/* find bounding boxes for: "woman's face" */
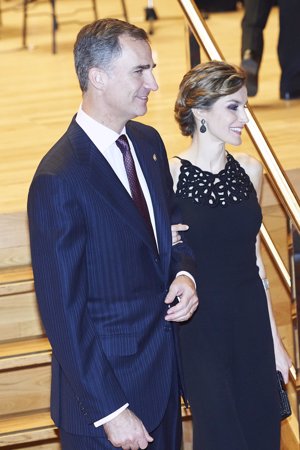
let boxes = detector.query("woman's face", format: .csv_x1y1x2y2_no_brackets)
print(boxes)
201,86,248,146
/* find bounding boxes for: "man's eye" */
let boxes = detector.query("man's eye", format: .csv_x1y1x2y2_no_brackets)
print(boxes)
228,104,238,111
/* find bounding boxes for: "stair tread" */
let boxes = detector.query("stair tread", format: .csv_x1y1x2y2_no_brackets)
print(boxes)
0,337,51,370
0,265,33,285
0,410,57,446
0,409,54,434
0,265,33,296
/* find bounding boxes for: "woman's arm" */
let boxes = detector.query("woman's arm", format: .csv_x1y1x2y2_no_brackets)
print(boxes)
238,153,292,383
255,234,291,383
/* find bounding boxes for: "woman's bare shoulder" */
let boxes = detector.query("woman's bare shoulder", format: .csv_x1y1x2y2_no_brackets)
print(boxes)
169,148,192,182
234,152,263,195
234,152,263,177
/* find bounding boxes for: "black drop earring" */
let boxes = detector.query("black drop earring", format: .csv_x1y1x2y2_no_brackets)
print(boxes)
200,119,206,133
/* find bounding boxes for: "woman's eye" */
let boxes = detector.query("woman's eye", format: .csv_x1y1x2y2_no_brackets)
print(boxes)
228,104,238,111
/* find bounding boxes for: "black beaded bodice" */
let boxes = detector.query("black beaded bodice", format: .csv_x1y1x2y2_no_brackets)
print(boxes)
175,153,254,208
174,151,262,287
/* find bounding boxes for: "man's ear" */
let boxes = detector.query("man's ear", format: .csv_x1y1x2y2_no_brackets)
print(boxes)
88,68,108,90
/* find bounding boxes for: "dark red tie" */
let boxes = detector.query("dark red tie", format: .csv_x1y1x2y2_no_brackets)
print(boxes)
116,135,156,245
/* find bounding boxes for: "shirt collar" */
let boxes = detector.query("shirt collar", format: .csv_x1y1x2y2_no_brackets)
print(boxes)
75,105,126,151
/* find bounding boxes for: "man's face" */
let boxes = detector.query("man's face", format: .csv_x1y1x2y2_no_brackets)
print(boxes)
100,35,158,132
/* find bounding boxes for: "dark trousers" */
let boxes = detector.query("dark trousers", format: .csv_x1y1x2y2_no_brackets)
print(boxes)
278,0,300,93
194,0,237,12
241,0,300,93
241,0,273,62
59,385,182,450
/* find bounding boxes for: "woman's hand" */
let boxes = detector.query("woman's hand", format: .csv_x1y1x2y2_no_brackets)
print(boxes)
171,223,189,245
273,336,292,384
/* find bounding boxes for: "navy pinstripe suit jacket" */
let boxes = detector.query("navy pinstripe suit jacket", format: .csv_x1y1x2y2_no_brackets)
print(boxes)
27,117,195,436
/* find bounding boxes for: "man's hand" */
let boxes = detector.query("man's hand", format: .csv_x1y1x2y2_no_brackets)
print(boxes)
164,275,198,322
103,408,153,450
171,223,189,246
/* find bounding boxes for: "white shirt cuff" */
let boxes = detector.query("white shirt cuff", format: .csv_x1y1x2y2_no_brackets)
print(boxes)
93,403,129,427
176,271,196,288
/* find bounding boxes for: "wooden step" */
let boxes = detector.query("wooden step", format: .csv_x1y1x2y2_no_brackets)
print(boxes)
0,409,58,447
0,289,44,342
0,339,51,418
0,338,51,417
281,413,300,450
0,265,33,296
0,362,51,416
0,265,44,343
0,337,51,371
0,212,31,270
0,440,61,450
0,338,55,448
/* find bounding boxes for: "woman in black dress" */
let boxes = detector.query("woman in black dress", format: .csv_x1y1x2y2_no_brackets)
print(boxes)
169,61,291,450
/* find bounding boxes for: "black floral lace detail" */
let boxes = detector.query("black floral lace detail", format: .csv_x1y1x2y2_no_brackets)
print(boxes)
176,153,253,208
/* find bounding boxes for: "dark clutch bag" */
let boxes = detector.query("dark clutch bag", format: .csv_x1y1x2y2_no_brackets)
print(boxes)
276,370,292,420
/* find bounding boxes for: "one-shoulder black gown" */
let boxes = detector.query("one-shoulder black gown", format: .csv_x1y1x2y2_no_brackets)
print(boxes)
175,153,280,450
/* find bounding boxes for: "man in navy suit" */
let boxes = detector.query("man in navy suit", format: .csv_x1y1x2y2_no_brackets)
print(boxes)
28,18,198,450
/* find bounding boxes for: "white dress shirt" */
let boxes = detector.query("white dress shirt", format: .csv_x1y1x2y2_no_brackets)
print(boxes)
76,106,158,247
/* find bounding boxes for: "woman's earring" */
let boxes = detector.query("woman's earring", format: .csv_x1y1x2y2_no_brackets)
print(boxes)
200,119,206,133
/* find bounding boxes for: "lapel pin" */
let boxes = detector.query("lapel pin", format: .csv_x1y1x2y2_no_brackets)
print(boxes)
153,153,157,161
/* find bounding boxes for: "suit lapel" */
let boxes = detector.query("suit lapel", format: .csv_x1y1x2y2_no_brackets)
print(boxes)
67,119,157,253
127,126,170,263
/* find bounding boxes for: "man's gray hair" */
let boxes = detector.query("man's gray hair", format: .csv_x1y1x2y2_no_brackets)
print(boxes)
74,18,149,92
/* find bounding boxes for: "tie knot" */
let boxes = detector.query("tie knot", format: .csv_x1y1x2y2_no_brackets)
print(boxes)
116,134,129,154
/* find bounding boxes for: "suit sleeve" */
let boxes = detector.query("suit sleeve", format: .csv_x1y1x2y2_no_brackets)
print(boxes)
28,174,128,424
154,131,197,280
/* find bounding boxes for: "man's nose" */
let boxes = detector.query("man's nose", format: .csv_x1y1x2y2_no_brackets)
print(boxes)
146,72,158,91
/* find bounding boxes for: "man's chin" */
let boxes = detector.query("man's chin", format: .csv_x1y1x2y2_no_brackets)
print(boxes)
135,106,148,117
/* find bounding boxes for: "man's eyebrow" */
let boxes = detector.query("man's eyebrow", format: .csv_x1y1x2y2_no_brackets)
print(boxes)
133,63,157,70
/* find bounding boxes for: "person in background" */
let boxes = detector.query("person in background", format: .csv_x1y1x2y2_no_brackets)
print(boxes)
194,0,238,14
241,0,300,99
188,0,239,68
169,60,291,450
27,18,198,450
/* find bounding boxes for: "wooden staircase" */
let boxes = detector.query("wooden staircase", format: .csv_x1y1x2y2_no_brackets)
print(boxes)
0,213,60,449
1,186,300,449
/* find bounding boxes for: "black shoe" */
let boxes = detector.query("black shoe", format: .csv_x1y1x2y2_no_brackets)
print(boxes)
241,49,260,97
280,89,300,100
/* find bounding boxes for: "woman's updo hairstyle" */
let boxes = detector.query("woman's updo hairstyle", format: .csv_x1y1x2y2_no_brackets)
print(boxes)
175,60,246,137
